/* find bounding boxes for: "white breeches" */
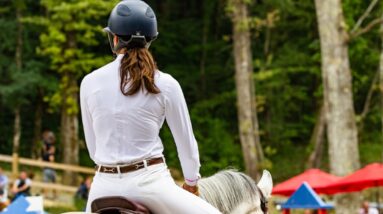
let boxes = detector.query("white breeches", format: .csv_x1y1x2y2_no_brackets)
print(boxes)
86,163,221,214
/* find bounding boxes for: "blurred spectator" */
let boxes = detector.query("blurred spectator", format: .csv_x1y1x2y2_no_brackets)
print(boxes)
74,177,92,211
0,167,9,210
41,130,57,198
359,201,379,214
11,171,31,200
0,167,8,198
75,177,92,200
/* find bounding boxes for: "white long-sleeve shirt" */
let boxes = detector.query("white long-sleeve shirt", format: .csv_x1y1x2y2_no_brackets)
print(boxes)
80,54,200,185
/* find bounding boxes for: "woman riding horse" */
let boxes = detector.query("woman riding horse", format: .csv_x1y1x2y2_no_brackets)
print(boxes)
66,169,273,214
80,0,220,213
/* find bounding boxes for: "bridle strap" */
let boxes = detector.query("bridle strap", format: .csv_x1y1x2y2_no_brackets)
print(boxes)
258,188,268,214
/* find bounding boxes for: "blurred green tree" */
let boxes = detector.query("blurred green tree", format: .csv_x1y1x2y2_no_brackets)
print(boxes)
0,0,58,162
28,0,118,185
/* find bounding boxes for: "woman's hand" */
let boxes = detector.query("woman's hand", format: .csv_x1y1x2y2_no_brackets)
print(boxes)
182,183,199,196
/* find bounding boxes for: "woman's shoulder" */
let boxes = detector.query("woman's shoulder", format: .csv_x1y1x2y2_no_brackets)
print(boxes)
155,70,182,92
156,70,180,86
81,60,118,88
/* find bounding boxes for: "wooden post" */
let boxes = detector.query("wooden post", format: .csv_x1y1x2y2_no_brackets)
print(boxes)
12,152,19,178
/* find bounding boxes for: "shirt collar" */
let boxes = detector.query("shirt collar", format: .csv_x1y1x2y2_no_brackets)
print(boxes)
116,54,124,60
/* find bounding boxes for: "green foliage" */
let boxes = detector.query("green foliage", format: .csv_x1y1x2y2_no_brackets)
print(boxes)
344,0,383,155
45,206,77,213
33,0,117,114
191,92,243,175
248,0,323,178
0,0,60,154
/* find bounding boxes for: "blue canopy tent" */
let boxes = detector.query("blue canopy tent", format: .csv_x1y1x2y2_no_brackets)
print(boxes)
0,195,46,214
281,182,333,214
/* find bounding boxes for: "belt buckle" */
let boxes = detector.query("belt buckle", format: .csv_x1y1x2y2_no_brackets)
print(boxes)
135,162,145,169
103,167,116,173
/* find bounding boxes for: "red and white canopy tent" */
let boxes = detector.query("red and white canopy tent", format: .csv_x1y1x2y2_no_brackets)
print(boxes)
274,164,383,213
319,163,383,194
272,169,341,197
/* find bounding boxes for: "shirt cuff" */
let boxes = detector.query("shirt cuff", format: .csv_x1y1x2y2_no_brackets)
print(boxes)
185,178,198,186
184,174,201,186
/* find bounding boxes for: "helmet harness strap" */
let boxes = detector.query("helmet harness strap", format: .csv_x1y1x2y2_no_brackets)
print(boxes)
106,29,157,55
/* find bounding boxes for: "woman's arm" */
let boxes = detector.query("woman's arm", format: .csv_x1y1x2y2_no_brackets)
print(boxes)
80,77,97,161
12,180,19,193
164,77,201,186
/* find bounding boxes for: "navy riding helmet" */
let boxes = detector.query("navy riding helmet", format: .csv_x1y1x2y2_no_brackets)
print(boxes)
104,0,158,53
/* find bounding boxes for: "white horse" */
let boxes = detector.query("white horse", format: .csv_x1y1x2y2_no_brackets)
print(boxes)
65,169,273,214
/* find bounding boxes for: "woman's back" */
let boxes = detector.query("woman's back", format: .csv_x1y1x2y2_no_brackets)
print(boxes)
81,54,185,165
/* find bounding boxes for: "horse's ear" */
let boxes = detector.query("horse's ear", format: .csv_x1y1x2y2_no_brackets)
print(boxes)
257,170,273,198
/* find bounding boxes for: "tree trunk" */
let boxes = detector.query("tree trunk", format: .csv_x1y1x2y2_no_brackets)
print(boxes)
250,68,264,164
380,13,383,162
228,0,260,179
12,108,21,177
199,1,212,98
307,103,326,169
357,70,378,135
61,77,79,185
315,0,361,213
31,98,43,159
12,3,23,178
199,0,225,98
61,31,79,185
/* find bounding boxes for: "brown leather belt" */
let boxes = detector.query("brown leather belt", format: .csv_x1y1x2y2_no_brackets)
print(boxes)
96,157,164,174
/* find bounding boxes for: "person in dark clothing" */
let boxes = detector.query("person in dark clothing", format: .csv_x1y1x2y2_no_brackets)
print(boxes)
75,177,92,200
75,177,92,211
11,171,31,201
41,130,57,198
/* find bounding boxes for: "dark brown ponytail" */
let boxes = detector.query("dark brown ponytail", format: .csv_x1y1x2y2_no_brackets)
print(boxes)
120,48,160,95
